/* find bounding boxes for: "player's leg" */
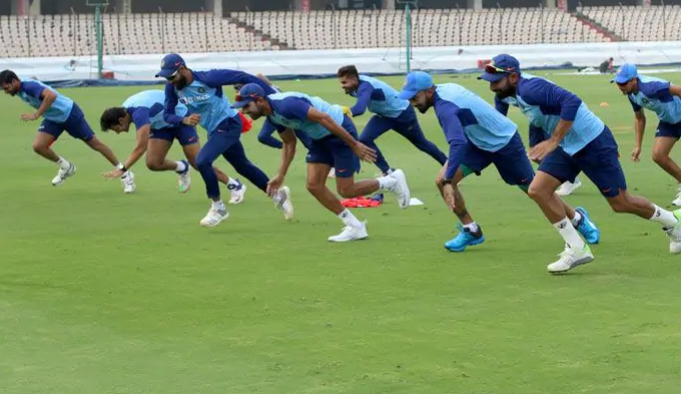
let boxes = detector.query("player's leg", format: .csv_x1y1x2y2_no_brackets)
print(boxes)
145,130,176,171
577,128,681,253
33,121,75,186
529,126,582,196
528,148,594,274
651,122,681,205
221,137,293,219
437,142,487,252
359,114,394,175
336,115,411,207
499,132,600,244
394,107,448,166
306,162,367,242
195,123,242,227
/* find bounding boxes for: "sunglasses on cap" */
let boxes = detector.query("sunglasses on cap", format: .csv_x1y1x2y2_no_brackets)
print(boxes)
484,64,516,75
235,92,262,102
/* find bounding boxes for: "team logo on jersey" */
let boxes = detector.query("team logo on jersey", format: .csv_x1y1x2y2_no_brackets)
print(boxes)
198,87,206,93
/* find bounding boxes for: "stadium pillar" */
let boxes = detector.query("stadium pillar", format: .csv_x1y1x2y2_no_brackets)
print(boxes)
466,0,482,11
383,0,396,9
204,0,222,16
28,0,40,15
544,0,556,8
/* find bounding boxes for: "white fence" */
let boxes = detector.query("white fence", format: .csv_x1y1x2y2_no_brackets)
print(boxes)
2,41,681,82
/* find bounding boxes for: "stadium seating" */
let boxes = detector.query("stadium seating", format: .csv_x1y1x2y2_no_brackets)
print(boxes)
578,5,681,42
0,7,637,58
0,13,274,58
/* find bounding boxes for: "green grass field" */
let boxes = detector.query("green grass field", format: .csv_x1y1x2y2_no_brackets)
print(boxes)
2,71,681,394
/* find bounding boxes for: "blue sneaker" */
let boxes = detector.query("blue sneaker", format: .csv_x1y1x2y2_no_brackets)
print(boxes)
444,224,485,252
575,206,600,244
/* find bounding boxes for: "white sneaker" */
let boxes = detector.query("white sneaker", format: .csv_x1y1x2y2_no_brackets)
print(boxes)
389,169,411,209
121,171,136,194
672,188,681,207
547,243,594,274
274,186,294,220
51,163,76,186
227,179,246,205
556,177,582,196
328,168,336,178
664,210,681,254
328,222,368,242
178,164,191,193
199,205,229,227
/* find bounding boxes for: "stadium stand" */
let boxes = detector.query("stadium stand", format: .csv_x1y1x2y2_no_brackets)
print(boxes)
578,5,681,42
0,8,619,58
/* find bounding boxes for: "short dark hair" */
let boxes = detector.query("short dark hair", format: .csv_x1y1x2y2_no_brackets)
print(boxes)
337,65,359,79
100,107,127,131
0,69,19,85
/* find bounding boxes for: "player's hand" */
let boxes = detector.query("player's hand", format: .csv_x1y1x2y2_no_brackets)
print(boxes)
351,142,377,163
529,140,558,162
341,106,353,118
183,114,201,126
266,175,285,197
442,182,457,211
21,113,39,122
101,168,125,179
631,146,642,162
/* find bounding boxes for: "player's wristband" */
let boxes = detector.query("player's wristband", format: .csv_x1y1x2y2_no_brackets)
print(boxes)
117,163,127,172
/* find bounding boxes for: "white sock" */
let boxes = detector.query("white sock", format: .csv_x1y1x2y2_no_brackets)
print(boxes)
553,217,586,250
227,178,240,188
377,176,396,191
175,160,188,173
570,211,582,227
463,222,479,233
338,208,363,229
649,204,678,228
57,157,70,170
212,200,225,210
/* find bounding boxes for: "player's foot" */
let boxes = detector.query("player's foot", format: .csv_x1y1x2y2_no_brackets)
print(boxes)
556,177,582,196
199,204,229,227
227,179,246,204
273,186,294,220
444,224,485,252
327,168,336,178
547,244,594,274
574,206,600,244
177,160,191,193
51,163,76,186
672,188,681,207
121,171,136,194
388,169,411,209
664,209,681,254
328,221,368,242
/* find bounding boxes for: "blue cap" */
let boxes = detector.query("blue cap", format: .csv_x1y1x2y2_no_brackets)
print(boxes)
231,83,266,108
477,54,521,82
155,53,186,78
612,63,637,84
398,71,434,100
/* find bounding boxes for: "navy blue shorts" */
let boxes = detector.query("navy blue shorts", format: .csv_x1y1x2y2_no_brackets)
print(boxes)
529,127,547,147
306,115,361,178
462,131,534,186
38,104,94,141
150,125,199,146
538,126,626,197
655,121,681,139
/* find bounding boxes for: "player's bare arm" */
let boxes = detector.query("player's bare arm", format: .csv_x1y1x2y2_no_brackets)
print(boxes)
632,109,646,162
102,125,150,179
22,89,56,121
305,107,377,162
530,119,573,162
268,128,297,196
669,85,681,98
